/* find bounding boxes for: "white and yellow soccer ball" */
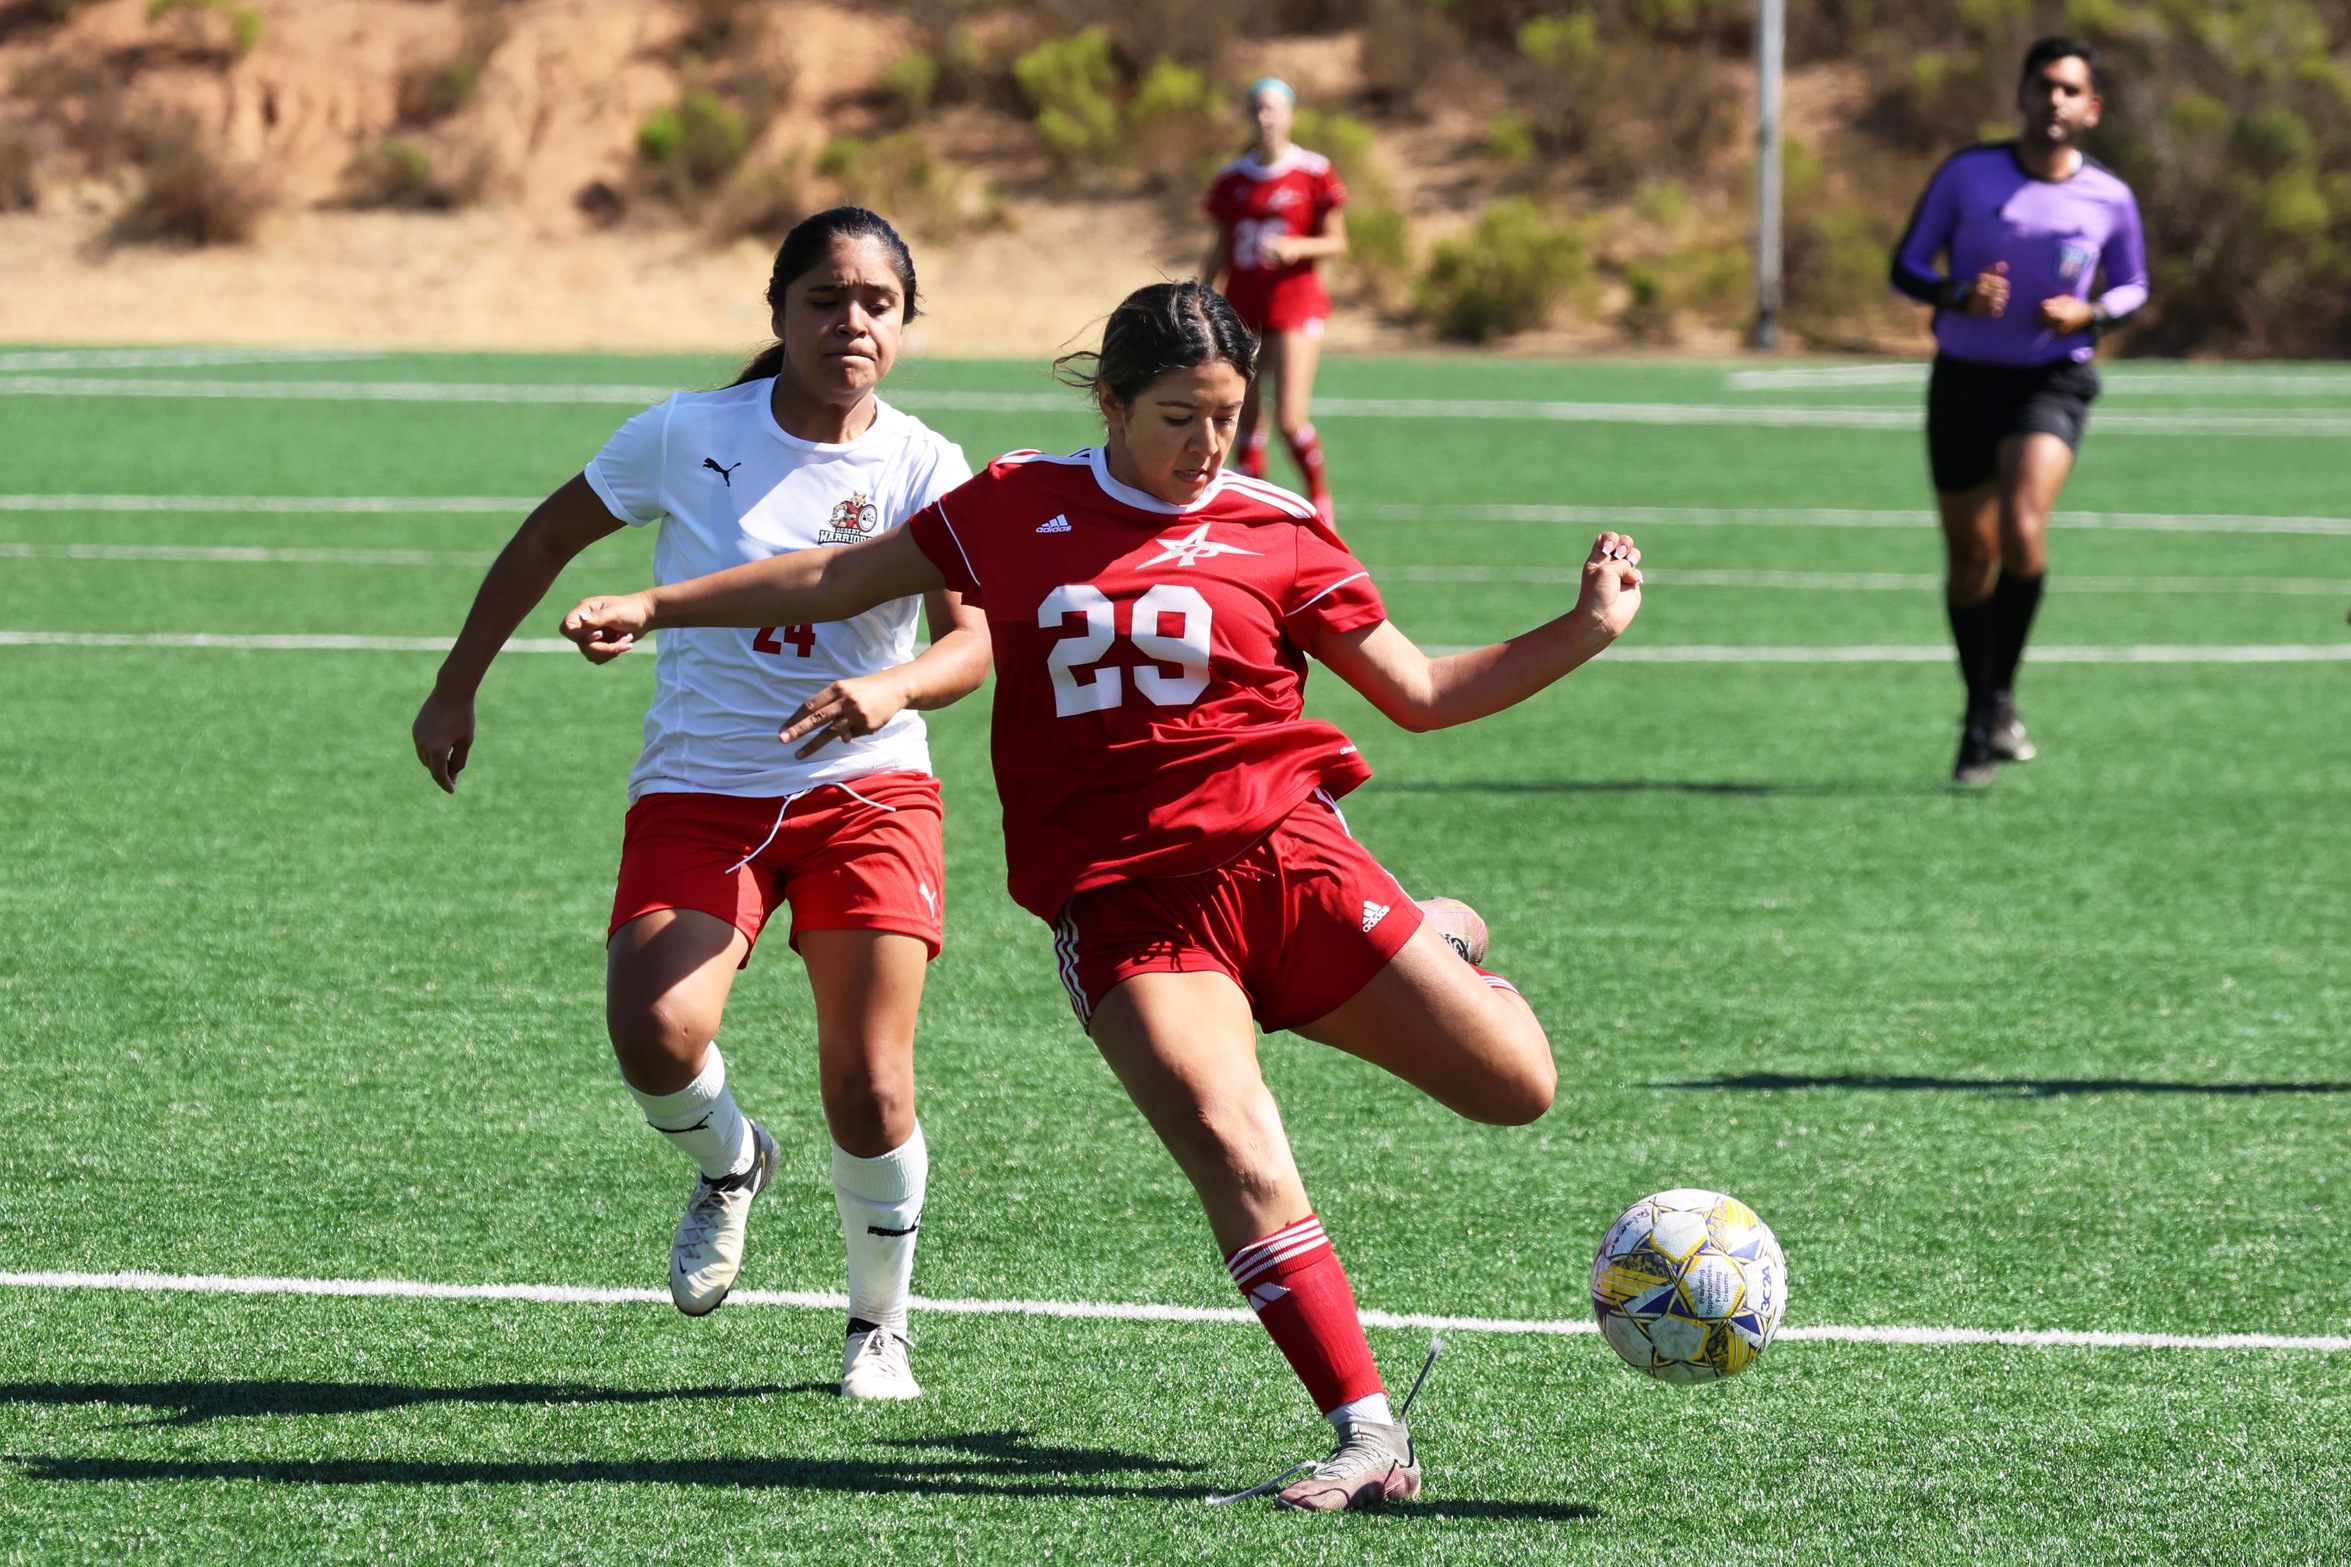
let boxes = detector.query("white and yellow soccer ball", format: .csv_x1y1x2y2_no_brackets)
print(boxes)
1590,1188,1786,1384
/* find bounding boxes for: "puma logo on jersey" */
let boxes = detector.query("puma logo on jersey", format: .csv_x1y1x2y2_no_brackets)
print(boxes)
1036,515,1072,534
702,458,743,486
917,880,937,915
1144,520,1260,569
1361,901,1390,932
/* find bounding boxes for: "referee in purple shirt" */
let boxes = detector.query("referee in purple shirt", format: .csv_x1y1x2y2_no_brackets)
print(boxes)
1891,37,2148,783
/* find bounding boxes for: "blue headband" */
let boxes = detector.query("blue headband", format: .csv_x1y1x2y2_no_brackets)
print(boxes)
1249,77,1295,105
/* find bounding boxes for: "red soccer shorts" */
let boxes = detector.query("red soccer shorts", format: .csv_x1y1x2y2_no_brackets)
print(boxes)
610,773,945,962
1052,790,1423,1032
1224,271,1332,336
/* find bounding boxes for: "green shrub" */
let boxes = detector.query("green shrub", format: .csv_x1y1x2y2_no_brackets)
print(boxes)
818,131,995,241
638,89,748,196
341,135,489,211
712,158,805,242
882,51,940,119
1127,57,1227,192
1343,203,1416,312
1487,113,1534,163
147,0,262,59
1013,29,1122,170
1417,199,1591,341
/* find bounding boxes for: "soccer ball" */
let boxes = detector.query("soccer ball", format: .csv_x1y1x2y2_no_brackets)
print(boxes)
1590,1188,1786,1384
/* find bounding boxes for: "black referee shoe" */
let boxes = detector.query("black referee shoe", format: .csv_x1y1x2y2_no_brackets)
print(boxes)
1953,712,2001,785
1985,691,2036,762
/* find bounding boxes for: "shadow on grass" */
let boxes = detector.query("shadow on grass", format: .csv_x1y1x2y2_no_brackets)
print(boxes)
4,1428,1210,1500
1390,1498,1601,1522
0,1380,835,1428
1656,1073,2351,1097
1372,779,1939,799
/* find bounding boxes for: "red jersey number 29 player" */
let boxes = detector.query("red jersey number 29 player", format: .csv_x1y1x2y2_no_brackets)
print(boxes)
560,282,1645,1512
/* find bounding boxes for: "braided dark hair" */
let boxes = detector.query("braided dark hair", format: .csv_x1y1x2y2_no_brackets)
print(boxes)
1053,280,1258,408
730,207,919,387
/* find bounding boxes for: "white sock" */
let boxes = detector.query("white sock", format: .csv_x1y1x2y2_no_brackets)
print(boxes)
832,1122,928,1336
627,1044,753,1180
1329,1393,1395,1430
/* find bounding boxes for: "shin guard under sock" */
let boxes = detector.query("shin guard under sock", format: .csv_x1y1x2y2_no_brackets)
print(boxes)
1283,423,1331,512
833,1123,928,1336
628,1044,754,1180
1226,1215,1386,1419
1985,571,2045,696
1946,592,2001,712
1237,427,1271,479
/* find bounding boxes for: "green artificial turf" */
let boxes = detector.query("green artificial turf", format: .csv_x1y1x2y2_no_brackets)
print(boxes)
1,351,2346,1564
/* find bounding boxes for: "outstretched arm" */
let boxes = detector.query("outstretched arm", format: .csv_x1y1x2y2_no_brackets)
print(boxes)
775,590,992,758
559,526,946,663
414,474,626,791
1311,532,1642,733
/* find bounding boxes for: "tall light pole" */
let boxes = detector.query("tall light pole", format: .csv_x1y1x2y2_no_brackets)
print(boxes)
1750,0,1785,348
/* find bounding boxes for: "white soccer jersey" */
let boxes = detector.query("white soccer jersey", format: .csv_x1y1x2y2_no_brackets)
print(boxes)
584,379,972,802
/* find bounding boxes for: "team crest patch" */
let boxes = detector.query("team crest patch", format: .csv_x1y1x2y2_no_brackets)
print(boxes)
2056,242,2095,283
819,492,882,544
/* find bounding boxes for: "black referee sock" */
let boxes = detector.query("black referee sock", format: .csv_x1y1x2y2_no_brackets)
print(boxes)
1986,571,2046,696
1946,592,2001,714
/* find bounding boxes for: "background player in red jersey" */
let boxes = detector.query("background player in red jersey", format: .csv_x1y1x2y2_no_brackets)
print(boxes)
559,281,1644,1512
414,209,988,1401
1204,77,1348,528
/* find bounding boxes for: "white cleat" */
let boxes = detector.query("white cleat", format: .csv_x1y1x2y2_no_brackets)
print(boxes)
841,1322,923,1400
669,1120,778,1317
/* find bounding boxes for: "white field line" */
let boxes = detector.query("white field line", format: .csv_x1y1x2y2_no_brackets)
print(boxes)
0,376,683,404
7,494,2348,539
6,547,2342,596
3,1270,2344,1352
10,377,2351,432
1355,503,2351,537
0,542,497,566
0,348,384,372
1601,644,2351,664
1380,565,2351,596
0,493,539,514
1728,363,2351,395
7,632,2346,663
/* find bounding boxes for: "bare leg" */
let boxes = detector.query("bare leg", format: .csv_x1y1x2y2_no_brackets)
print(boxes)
799,929,927,1158
1087,970,1308,1253
1995,432,2073,575
1271,329,1322,446
1291,924,1556,1126
607,908,745,1094
1936,479,2002,608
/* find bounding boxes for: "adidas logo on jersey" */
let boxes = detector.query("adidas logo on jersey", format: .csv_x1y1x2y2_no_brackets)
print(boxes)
1036,515,1072,533
1361,901,1390,932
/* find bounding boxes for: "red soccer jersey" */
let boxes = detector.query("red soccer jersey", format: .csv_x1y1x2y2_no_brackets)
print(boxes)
906,448,1387,920
1205,147,1348,328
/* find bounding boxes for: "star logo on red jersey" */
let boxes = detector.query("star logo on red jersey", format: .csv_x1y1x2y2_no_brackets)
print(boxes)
1143,521,1259,569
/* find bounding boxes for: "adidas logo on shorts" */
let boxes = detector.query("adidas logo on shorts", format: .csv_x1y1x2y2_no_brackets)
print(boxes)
1361,901,1390,932
1036,514,1072,534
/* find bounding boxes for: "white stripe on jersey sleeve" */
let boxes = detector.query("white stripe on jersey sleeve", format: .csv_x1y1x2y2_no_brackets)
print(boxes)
1221,473,1320,521
1292,571,1370,613
932,495,982,586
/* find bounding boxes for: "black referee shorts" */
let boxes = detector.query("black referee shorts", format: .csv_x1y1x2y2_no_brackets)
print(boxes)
1925,354,2101,493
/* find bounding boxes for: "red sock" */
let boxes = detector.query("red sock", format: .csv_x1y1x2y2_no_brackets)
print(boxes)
1226,1215,1385,1415
1237,427,1271,478
1472,964,1521,999
1283,422,1332,517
